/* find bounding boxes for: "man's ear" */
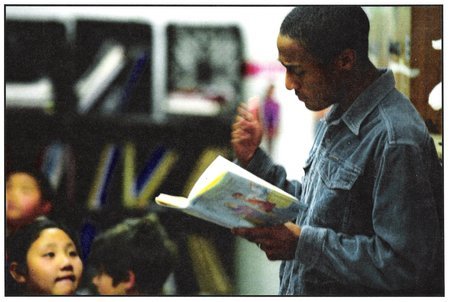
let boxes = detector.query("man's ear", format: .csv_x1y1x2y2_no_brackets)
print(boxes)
9,262,27,284
335,48,356,71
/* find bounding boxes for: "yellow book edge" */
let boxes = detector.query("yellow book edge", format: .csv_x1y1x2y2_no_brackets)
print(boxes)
155,171,226,209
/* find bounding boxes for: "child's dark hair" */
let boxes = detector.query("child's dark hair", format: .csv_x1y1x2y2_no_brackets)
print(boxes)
7,216,82,267
6,216,82,295
6,164,55,203
88,213,178,295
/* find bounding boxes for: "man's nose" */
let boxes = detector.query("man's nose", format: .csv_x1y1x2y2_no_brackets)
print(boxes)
285,72,299,91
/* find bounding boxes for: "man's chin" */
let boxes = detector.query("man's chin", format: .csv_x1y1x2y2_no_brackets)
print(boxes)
304,103,324,112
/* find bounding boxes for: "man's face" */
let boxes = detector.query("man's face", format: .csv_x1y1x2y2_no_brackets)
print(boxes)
277,34,341,111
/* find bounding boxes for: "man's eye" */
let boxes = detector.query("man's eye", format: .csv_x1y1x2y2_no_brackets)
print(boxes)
293,70,305,76
286,67,305,77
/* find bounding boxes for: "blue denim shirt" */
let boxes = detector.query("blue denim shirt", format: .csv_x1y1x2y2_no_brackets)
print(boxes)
244,69,443,295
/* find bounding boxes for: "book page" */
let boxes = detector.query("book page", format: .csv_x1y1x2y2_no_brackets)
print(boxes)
194,156,296,200
188,156,229,199
187,170,300,228
155,194,190,209
156,155,302,228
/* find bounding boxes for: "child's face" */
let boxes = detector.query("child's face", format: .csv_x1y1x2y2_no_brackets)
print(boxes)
6,172,50,229
25,228,83,295
92,271,129,295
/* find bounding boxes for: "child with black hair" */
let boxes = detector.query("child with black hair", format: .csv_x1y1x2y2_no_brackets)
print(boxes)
88,213,178,295
6,216,84,295
6,166,55,235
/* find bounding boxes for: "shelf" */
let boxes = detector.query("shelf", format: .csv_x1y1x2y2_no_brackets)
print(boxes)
5,108,233,147
5,17,242,295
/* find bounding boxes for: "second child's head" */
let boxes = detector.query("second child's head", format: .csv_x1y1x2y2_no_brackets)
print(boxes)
6,167,55,233
88,214,178,295
7,216,83,295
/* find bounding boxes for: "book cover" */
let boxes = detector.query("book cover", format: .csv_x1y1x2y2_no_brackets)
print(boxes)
6,77,55,110
123,143,179,209
187,234,233,294
182,147,228,196
99,49,150,114
86,144,121,210
75,41,127,114
155,156,302,228
40,142,66,190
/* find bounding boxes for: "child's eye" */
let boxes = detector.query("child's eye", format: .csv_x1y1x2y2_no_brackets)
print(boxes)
43,252,55,258
69,250,79,257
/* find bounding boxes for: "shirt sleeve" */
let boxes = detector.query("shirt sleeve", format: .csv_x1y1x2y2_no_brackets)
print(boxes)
298,142,443,292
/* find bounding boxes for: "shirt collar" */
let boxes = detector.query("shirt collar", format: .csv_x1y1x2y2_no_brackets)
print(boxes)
325,69,396,135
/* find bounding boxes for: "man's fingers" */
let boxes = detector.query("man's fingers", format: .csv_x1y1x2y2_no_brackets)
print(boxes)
237,105,255,121
231,130,251,142
231,226,276,239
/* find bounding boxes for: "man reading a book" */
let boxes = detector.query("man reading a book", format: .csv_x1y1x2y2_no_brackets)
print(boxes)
231,6,443,296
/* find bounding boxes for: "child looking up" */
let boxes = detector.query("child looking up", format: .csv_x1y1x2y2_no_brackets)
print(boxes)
6,216,84,295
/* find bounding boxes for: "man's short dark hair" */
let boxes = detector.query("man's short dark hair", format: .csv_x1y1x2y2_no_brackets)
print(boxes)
88,214,178,295
280,6,370,65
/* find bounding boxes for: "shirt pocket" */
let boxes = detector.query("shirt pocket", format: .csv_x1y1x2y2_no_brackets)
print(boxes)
309,155,361,229
318,155,360,190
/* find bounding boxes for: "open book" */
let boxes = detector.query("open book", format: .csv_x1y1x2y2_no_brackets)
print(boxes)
155,156,301,228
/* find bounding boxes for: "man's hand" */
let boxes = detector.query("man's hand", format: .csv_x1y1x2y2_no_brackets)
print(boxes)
232,222,301,261
231,104,264,167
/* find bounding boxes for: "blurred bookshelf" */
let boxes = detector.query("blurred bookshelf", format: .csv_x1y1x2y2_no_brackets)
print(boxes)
5,17,243,295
